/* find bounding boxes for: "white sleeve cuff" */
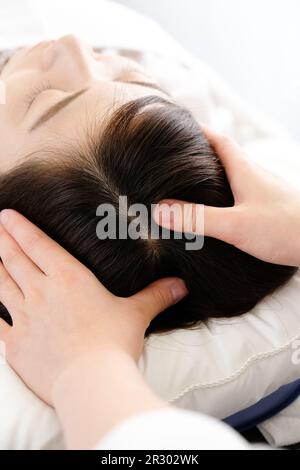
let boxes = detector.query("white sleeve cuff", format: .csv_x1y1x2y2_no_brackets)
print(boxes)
95,408,251,450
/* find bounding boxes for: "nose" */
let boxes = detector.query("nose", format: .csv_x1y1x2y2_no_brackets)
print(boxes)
57,35,94,60
43,35,95,87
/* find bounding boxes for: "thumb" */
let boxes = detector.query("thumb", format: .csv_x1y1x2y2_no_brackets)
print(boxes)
130,277,188,323
204,205,237,242
154,199,236,243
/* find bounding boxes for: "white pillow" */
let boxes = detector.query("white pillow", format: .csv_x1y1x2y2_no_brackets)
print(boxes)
0,364,63,450
141,271,300,419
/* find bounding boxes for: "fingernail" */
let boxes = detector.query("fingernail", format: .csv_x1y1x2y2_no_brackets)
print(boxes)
171,280,188,303
0,210,9,225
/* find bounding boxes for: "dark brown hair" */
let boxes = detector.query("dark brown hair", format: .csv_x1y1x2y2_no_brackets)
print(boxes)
0,96,296,333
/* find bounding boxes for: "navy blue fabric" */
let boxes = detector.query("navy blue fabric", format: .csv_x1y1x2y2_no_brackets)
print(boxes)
224,379,300,432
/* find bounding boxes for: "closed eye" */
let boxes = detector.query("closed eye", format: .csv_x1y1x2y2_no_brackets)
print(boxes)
24,81,53,110
29,88,88,131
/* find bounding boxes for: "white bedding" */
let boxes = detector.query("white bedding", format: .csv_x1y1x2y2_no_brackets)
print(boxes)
0,0,300,449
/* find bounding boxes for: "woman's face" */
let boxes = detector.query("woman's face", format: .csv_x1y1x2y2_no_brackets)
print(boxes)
0,35,167,172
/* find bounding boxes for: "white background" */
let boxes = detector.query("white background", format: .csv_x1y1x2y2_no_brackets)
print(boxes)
115,0,300,142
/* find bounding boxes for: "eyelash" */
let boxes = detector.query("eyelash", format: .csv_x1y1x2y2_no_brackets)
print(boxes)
25,80,52,108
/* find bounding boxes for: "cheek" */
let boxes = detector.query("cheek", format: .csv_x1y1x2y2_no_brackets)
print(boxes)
1,74,32,120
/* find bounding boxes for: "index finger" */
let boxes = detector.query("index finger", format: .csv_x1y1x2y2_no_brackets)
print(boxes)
0,209,81,275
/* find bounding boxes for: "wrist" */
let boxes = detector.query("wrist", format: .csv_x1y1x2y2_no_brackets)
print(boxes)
52,348,165,449
52,347,134,407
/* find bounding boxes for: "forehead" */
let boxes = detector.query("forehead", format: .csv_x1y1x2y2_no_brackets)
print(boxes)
36,80,165,144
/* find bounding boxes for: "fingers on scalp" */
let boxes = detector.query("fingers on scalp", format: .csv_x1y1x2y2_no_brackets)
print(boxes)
212,133,241,159
1,210,45,256
201,125,243,160
190,202,202,234
152,286,172,313
0,209,63,274
0,262,23,316
0,224,18,263
201,128,253,187
0,223,45,295
0,228,19,262
133,277,186,321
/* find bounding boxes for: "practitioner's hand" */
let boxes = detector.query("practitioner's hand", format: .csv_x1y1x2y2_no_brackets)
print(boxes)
0,210,187,404
154,126,300,267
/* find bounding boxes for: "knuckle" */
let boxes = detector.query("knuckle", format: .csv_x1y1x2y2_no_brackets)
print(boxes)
184,203,201,234
153,286,170,311
0,230,18,264
25,231,43,252
3,246,19,265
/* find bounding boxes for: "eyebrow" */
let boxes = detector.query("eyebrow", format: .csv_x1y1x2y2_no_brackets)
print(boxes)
30,88,88,131
30,80,168,131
